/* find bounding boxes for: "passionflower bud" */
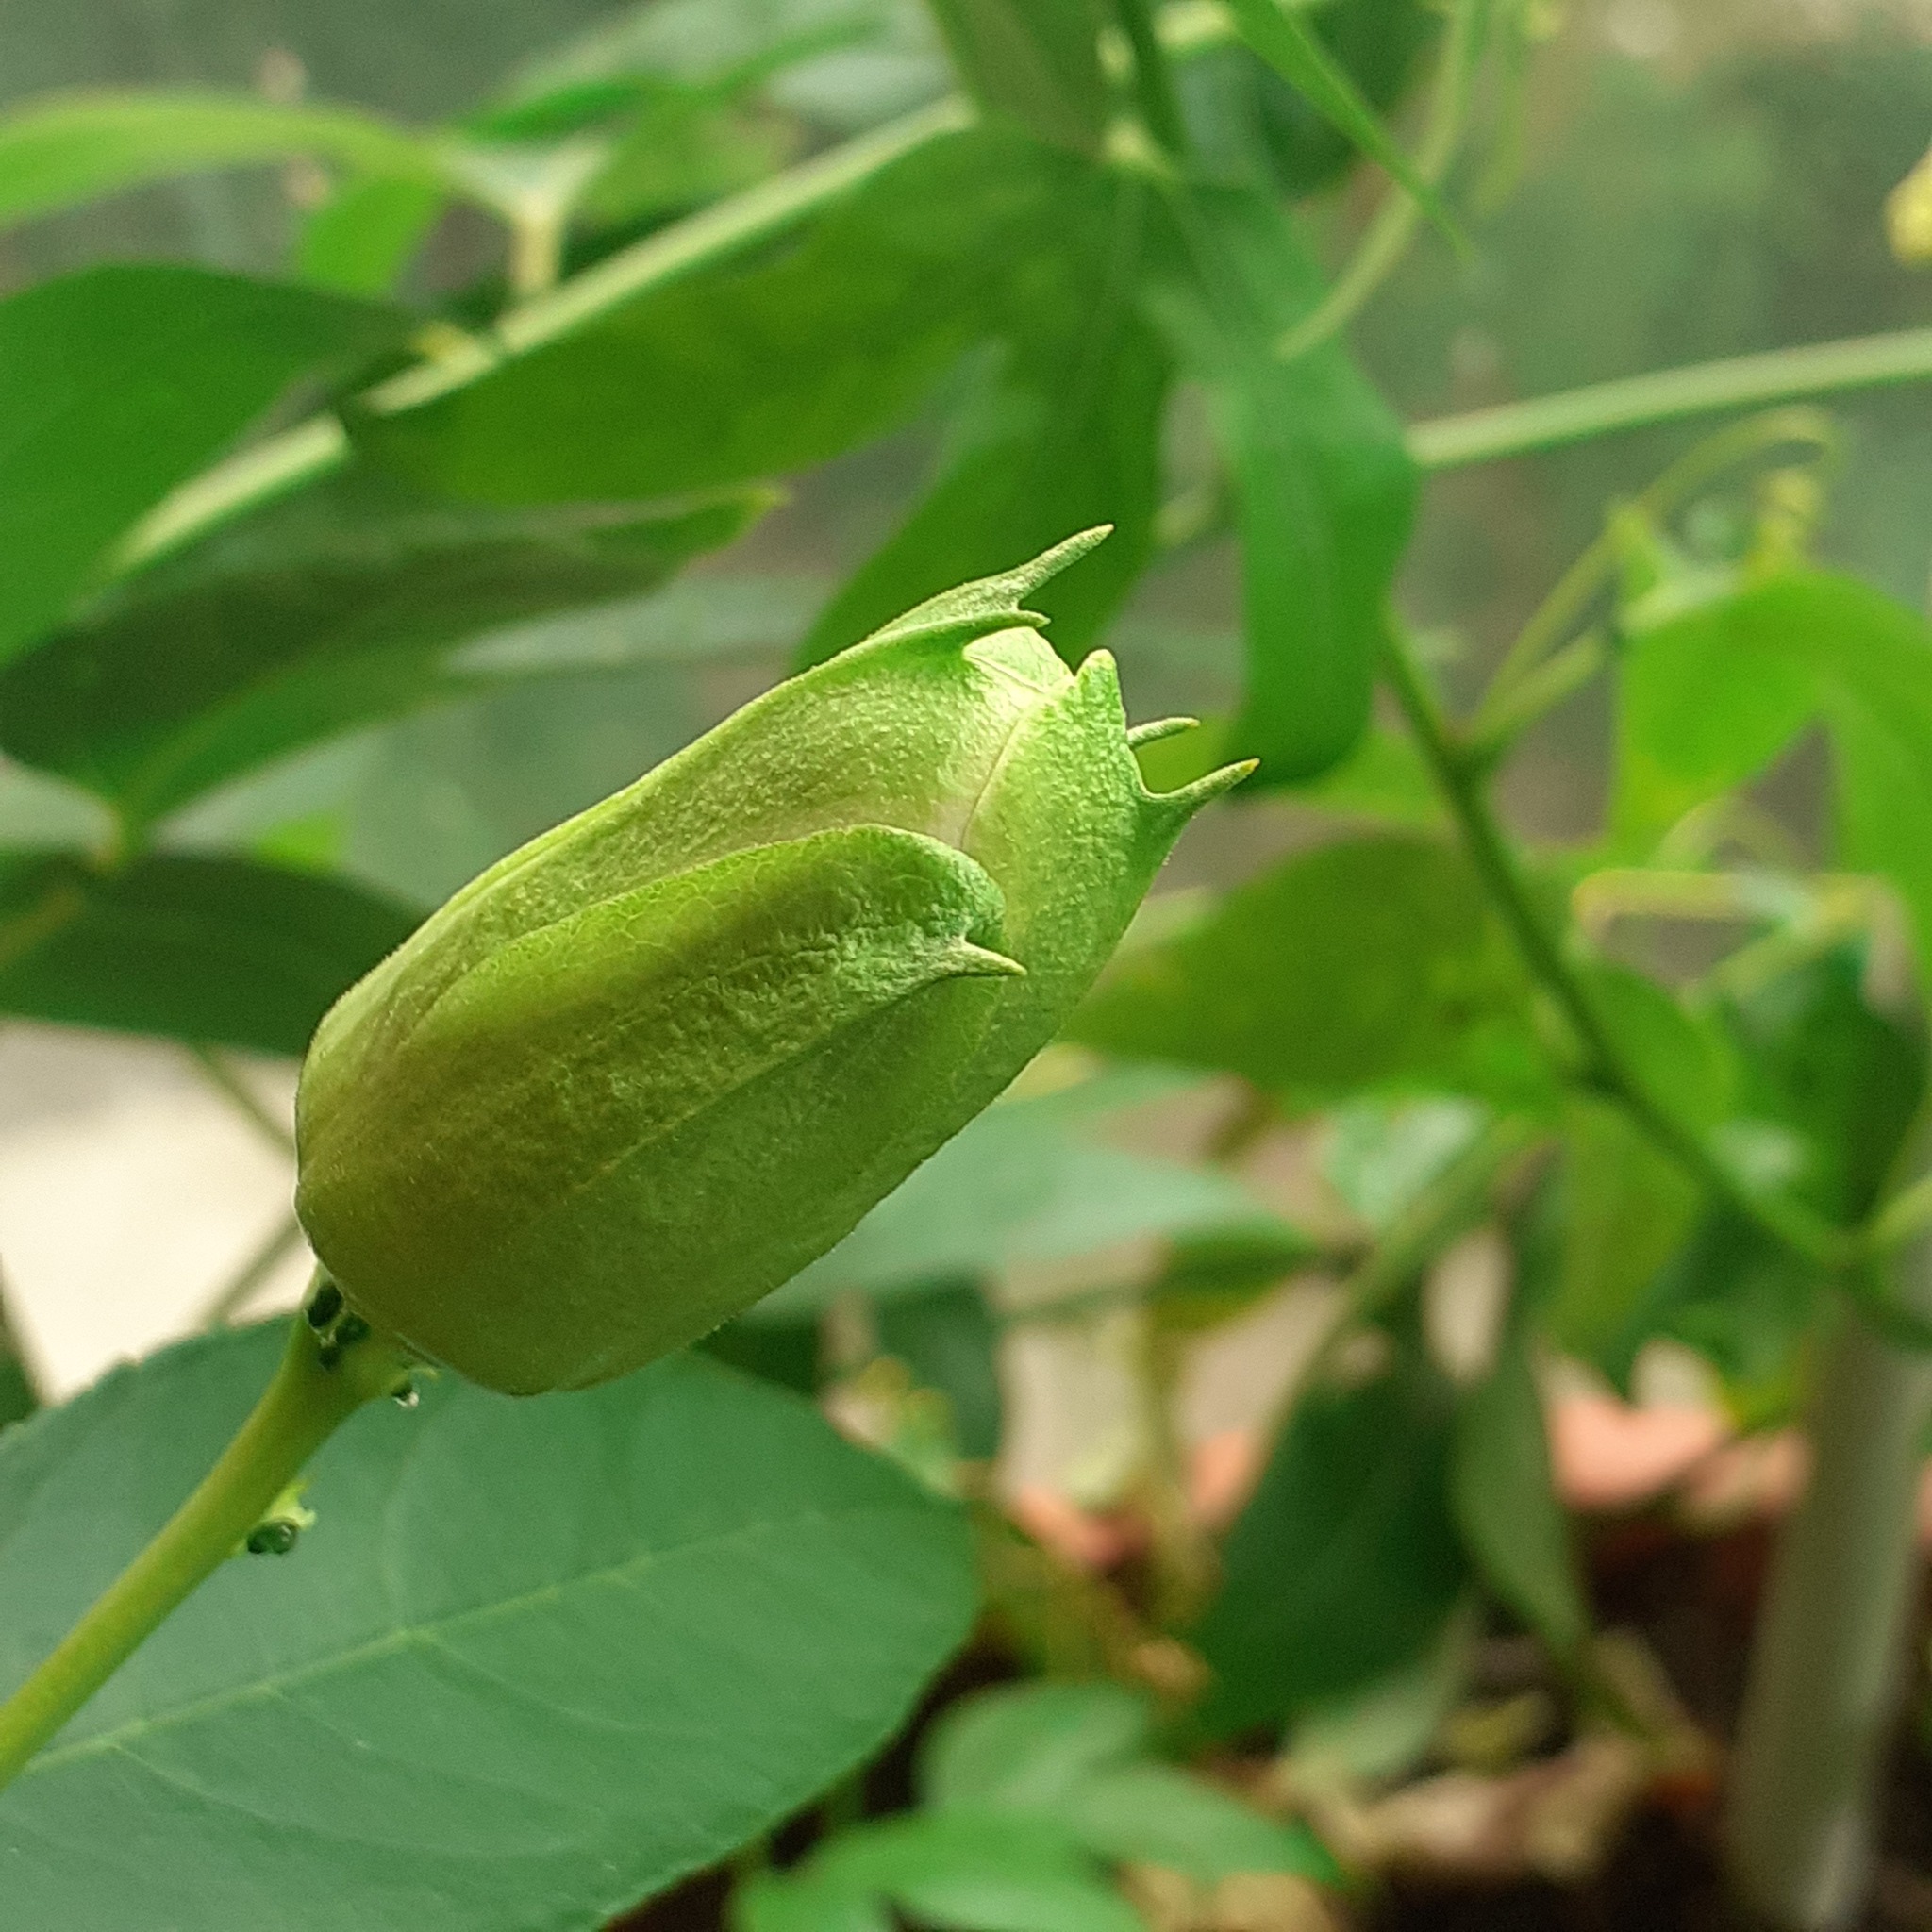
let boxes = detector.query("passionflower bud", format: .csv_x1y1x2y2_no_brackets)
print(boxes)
293,530,1249,1393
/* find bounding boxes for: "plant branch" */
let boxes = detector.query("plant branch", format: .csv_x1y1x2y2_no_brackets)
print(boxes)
1408,329,1932,473
1275,0,1486,362
0,1307,410,1790
195,1213,308,1330
1383,626,1843,1273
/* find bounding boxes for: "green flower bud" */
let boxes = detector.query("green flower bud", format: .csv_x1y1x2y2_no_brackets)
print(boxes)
293,531,1249,1393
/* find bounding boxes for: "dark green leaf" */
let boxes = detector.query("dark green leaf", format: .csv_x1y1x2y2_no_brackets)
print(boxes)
1141,185,1416,781
877,1282,1004,1460
1222,0,1454,235
1175,0,1441,198
0,266,404,667
0,851,416,1054
1543,1097,1699,1374
699,1313,821,1395
360,127,1066,504
0,1327,975,1929
1451,1321,1588,1657
1716,934,1927,1224
1583,959,1737,1135
797,173,1169,669
1197,1346,1468,1734
0,478,765,829
1071,836,1544,1106
925,0,1110,154
0,89,444,229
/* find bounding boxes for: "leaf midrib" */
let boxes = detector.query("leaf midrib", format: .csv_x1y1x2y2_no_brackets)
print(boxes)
20,1497,929,1781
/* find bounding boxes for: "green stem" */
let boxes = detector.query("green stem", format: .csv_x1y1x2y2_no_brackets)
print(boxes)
1382,627,1841,1273
111,96,974,575
1408,328,1932,473
0,1313,408,1790
1275,0,1487,362
1471,407,1835,732
1724,1258,1932,1928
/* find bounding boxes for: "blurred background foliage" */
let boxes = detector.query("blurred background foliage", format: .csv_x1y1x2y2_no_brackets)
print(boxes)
6,0,1928,905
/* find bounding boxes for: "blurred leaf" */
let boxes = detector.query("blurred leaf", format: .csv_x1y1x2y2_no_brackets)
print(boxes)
877,1281,1004,1459
1544,1096,1699,1374
1197,1346,1468,1734
1582,959,1737,1135
0,851,415,1054
1322,1094,1491,1229
1612,573,1932,970
1176,0,1441,198
921,1682,1340,1885
797,172,1169,668
336,661,706,908
295,175,446,295
1223,0,1453,236
925,0,1109,154
1289,1599,1476,1783
0,1326,975,1929
801,1810,1144,1932
757,1077,1290,1318
0,89,444,228
1071,836,1544,1107
1451,1321,1588,1657
924,1681,1151,1809
698,1312,821,1395
360,126,1064,503
1060,1763,1340,1885
0,480,765,829
1142,184,1416,781
0,266,404,668
1611,591,1817,855
1715,933,1928,1224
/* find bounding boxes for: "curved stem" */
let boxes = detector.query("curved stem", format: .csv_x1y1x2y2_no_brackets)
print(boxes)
1383,626,1842,1274
1471,408,1836,733
1275,0,1486,363
1409,327,1932,473
0,1310,409,1790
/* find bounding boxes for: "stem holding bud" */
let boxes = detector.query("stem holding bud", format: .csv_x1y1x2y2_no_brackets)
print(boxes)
0,1289,411,1790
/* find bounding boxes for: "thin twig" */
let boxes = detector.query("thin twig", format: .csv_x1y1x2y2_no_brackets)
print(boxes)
186,1044,295,1158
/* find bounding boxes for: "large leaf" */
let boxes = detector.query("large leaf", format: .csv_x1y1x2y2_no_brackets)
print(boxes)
0,1327,975,1929
1070,835,1545,1106
0,89,446,229
0,478,765,829
755,1074,1293,1318
0,266,404,667
1197,1345,1468,1734
0,851,416,1055
360,126,1066,504
797,170,1169,669
1141,184,1416,782
924,0,1109,154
